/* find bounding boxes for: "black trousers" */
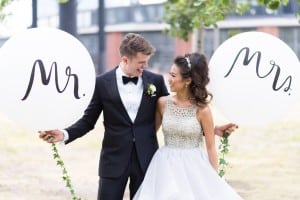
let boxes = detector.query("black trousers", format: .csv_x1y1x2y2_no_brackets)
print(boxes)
97,145,144,200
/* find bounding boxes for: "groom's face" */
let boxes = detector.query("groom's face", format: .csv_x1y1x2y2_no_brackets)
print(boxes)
122,52,150,77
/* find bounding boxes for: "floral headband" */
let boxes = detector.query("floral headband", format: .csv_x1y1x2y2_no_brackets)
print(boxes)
185,57,191,68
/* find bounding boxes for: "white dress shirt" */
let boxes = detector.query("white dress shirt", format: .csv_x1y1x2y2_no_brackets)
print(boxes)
116,66,143,122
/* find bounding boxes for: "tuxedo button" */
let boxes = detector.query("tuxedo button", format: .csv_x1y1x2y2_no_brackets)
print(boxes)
133,138,136,142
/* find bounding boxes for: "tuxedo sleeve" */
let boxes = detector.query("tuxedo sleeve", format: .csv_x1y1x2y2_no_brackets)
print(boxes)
157,74,169,97
65,79,103,144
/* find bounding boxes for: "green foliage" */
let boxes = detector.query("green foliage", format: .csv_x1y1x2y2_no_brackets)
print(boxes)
163,0,249,41
257,0,289,9
0,0,13,9
163,0,299,41
218,132,230,177
51,143,82,200
0,0,13,21
58,0,70,3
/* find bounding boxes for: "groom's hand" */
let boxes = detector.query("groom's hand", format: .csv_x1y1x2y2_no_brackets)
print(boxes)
214,123,238,137
38,129,64,143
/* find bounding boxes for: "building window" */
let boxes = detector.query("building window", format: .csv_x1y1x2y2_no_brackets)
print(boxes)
279,27,300,58
134,31,175,72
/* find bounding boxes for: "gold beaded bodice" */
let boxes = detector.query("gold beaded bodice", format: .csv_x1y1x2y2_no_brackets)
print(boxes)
162,98,203,148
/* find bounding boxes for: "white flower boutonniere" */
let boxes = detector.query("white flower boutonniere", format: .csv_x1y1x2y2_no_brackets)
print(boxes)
146,83,156,97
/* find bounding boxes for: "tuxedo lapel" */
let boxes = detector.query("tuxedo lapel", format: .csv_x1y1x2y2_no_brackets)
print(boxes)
105,68,132,123
134,71,152,123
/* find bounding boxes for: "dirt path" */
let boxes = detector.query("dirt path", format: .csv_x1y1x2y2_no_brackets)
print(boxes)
1,104,300,199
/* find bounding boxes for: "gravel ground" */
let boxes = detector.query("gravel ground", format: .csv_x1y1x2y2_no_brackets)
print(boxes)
1,103,300,200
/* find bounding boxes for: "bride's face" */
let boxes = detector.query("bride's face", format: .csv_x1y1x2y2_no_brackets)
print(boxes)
168,64,186,93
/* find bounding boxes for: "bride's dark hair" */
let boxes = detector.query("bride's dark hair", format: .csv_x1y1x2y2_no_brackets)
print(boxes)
174,52,213,106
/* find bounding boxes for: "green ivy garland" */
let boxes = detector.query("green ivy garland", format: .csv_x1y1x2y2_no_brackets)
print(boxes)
51,143,82,200
218,132,230,177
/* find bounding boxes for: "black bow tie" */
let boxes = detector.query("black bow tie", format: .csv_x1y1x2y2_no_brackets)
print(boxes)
122,76,138,85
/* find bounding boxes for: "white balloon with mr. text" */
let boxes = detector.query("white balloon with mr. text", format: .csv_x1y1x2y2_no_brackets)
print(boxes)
209,31,300,127
0,28,95,131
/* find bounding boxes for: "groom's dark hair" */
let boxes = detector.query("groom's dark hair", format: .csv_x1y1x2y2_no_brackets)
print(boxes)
119,33,155,58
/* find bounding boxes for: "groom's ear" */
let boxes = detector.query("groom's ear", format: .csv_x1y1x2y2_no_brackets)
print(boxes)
121,56,129,64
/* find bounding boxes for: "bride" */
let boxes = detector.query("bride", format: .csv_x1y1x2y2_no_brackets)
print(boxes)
133,53,243,200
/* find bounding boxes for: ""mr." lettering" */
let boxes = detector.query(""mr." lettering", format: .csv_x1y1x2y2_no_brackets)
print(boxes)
21,59,81,100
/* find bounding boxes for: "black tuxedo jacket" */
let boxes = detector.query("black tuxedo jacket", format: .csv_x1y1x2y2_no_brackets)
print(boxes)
65,67,169,178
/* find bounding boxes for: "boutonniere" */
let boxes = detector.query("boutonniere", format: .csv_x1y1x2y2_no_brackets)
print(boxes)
146,83,156,97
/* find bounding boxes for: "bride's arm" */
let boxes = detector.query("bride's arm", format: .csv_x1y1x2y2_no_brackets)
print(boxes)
197,106,218,172
155,96,166,132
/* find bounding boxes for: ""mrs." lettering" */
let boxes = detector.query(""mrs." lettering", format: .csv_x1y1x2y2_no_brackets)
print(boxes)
224,47,292,95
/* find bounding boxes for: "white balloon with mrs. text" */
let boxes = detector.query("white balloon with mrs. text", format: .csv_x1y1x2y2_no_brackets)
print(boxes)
209,31,300,127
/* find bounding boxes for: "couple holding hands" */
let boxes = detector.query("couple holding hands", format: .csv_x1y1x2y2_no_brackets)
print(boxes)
39,33,242,200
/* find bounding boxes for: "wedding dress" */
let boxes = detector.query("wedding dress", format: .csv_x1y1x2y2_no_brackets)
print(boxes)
133,98,243,200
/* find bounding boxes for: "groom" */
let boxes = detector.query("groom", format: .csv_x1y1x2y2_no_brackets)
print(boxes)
39,33,237,200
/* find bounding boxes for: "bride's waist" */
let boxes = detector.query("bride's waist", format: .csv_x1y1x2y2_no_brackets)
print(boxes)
164,140,201,148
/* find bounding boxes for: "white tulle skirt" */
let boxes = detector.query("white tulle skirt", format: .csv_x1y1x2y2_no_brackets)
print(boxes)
133,146,243,200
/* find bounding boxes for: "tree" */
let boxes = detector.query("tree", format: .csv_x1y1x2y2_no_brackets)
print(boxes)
163,0,300,41
0,0,14,20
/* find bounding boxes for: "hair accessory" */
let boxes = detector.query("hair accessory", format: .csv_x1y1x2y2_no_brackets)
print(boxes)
185,57,191,68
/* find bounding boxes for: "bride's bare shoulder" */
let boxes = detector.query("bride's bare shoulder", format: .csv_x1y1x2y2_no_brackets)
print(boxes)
157,95,170,113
